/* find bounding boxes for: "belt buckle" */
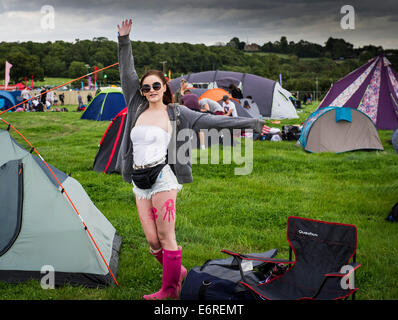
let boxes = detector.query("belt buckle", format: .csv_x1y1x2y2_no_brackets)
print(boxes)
134,157,165,170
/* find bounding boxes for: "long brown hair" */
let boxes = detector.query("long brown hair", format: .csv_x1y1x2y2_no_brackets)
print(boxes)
140,70,173,105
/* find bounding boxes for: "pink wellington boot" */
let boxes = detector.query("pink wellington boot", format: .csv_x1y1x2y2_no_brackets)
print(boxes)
150,247,187,293
144,247,184,300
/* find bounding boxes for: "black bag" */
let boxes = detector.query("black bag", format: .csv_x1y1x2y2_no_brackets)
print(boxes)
131,163,166,189
282,125,301,141
386,202,398,222
180,249,278,300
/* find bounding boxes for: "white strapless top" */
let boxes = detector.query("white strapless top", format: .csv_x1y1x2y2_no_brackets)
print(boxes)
130,125,171,166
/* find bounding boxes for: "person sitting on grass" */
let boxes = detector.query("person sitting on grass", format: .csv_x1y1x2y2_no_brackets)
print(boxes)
221,95,237,117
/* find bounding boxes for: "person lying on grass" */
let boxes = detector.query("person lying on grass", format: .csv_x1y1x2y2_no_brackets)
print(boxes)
116,18,270,300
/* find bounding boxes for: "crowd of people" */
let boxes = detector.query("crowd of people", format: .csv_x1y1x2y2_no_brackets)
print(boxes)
18,87,65,112
15,86,95,113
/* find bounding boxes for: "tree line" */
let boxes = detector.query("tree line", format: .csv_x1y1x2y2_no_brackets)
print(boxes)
0,36,397,94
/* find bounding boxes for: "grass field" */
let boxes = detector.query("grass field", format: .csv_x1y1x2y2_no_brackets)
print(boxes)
0,103,397,300
32,77,74,87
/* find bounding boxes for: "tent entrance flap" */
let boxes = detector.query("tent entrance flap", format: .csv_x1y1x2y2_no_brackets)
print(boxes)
0,159,23,256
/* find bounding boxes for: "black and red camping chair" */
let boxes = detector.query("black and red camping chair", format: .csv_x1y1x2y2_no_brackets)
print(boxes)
236,216,361,300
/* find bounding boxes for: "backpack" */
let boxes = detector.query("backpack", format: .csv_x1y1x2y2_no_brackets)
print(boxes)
282,125,301,141
386,202,398,222
180,249,278,300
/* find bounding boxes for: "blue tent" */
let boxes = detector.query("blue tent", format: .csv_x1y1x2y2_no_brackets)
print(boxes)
0,91,17,111
81,88,126,121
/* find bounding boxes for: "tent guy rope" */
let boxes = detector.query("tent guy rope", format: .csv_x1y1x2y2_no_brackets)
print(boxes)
0,62,119,116
0,63,120,286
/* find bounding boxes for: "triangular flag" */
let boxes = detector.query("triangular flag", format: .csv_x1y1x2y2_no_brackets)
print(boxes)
5,61,13,89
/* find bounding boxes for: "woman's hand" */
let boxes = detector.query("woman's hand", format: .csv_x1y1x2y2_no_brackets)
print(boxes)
117,19,132,37
261,124,271,135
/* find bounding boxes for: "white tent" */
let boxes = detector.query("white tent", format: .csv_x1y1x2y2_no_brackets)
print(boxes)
269,82,299,120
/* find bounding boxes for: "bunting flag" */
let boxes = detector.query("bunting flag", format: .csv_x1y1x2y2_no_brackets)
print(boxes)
5,61,13,89
94,65,98,84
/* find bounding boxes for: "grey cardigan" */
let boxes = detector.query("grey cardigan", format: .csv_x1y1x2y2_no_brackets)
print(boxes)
116,35,266,184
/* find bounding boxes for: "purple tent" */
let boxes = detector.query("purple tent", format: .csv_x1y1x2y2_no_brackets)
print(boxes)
169,70,286,118
318,55,398,130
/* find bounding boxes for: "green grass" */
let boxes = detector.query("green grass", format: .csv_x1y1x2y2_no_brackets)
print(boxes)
32,77,74,87
0,103,397,300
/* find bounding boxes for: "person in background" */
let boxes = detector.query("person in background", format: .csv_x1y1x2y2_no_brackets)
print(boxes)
199,98,224,115
40,87,47,106
59,93,65,106
47,90,54,106
21,87,31,111
45,100,52,111
174,79,188,104
228,84,243,99
181,90,200,112
221,95,237,117
54,92,58,106
87,92,93,104
77,91,83,109
181,90,206,149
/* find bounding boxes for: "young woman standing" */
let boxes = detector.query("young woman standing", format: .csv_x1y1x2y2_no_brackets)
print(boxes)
116,19,268,300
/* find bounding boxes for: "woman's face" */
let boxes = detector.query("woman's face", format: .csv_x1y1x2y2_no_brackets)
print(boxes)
141,75,166,104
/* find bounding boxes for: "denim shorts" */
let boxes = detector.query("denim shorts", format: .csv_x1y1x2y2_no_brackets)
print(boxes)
132,164,183,200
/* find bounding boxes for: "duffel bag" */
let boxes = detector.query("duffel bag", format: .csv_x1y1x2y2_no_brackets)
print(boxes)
180,248,278,300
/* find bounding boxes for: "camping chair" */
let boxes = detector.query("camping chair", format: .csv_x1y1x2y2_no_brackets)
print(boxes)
237,216,361,300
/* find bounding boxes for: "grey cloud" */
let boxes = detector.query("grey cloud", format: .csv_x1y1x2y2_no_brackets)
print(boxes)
0,0,397,48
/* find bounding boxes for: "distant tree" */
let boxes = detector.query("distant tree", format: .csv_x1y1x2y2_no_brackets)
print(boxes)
227,37,240,49
325,37,354,59
280,36,289,53
68,61,87,78
42,55,66,77
261,41,275,52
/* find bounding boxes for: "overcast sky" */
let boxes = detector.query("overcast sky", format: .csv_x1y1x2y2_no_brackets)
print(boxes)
1,0,398,48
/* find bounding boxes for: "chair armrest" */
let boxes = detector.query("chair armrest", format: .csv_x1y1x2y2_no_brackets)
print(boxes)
221,249,294,264
324,262,361,278
312,262,361,299
243,255,295,264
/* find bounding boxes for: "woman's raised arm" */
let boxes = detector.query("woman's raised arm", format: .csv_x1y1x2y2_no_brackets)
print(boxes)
117,19,140,106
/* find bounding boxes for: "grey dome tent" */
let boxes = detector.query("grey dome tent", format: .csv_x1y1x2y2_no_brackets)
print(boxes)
169,70,298,119
0,128,121,287
299,106,384,153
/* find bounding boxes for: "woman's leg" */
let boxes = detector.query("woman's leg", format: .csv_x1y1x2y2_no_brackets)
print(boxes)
135,196,161,251
143,189,184,300
151,190,178,251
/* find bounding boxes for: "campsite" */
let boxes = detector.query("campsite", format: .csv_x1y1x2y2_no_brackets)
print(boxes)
0,96,397,299
1,1,398,303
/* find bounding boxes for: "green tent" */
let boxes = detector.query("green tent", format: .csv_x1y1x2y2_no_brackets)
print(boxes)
0,129,121,287
81,87,126,121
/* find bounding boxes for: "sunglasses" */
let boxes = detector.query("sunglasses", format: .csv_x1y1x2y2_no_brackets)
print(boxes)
140,82,163,94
